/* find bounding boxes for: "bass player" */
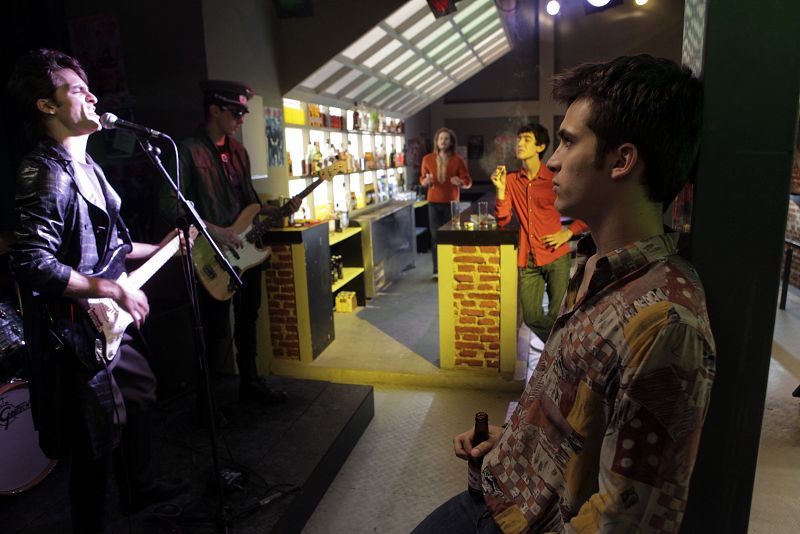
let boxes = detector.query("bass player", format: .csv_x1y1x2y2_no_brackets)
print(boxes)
158,80,300,409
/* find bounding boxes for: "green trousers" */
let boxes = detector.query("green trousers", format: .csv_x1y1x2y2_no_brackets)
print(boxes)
519,253,571,342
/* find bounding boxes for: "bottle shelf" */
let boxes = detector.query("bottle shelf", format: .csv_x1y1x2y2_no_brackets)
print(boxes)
332,267,364,293
329,226,362,246
286,123,404,136
289,166,407,181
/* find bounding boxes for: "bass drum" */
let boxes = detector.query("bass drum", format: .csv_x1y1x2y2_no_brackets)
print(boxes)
0,379,57,495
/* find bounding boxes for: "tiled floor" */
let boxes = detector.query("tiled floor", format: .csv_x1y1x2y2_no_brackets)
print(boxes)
302,253,800,533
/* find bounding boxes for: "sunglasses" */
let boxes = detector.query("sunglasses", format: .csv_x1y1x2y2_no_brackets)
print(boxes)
221,106,246,119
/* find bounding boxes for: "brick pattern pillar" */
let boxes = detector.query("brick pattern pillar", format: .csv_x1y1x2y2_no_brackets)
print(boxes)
264,244,300,360
452,245,501,369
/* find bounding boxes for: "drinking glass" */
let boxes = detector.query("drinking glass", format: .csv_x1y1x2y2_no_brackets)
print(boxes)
478,201,489,227
450,200,461,228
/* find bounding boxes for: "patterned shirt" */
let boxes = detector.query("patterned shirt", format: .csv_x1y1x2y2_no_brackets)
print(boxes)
481,232,716,533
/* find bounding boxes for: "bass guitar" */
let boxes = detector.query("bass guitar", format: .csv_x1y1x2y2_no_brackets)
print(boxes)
47,233,185,370
193,160,349,301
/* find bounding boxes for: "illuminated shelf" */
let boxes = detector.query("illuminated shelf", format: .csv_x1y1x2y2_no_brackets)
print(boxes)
288,166,407,180
332,267,364,292
288,123,404,137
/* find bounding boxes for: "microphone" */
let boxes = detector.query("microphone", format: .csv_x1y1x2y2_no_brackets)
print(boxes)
100,112,169,139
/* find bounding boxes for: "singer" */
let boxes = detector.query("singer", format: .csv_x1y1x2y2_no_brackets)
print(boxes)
6,49,184,533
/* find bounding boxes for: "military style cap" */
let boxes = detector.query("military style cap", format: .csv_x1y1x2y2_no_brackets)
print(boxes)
201,79,254,112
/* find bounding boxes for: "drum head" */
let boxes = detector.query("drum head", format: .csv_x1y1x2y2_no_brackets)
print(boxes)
0,379,57,495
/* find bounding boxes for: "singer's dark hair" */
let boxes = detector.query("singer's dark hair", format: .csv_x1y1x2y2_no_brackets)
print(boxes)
7,49,89,142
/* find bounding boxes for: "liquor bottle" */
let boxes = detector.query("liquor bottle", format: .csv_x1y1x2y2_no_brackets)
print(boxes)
467,412,489,498
353,102,360,131
313,142,323,174
287,152,293,175
306,142,315,175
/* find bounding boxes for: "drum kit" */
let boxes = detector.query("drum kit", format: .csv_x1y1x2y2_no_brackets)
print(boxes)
0,296,57,496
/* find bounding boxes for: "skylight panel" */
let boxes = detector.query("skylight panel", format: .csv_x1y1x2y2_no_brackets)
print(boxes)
341,27,387,59
381,49,415,76
374,87,404,107
345,78,377,99
425,31,462,58
324,70,363,95
363,82,395,103
385,0,427,28
406,65,436,86
415,22,453,50
435,42,468,65
300,61,344,90
482,43,510,64
401,12,436,40
454,0,491,24
363,39,403,68
473,27,506,52
460,8,496,36
469,19,502,46
395,57,429,81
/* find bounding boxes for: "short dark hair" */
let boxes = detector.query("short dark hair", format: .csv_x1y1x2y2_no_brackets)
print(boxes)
517,123,550,158
7,49,89,142
552,54,703,204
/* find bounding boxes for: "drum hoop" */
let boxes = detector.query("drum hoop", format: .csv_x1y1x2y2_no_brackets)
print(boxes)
0,378,58,495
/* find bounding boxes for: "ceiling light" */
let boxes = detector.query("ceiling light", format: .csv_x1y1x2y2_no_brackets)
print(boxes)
586,0,611,6
635,0,648,4
546,1,560,15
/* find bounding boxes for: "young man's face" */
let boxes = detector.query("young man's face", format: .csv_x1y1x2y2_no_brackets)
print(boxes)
516,132,545,161
547,98,614,220
436,131,452,151
46,68,100,136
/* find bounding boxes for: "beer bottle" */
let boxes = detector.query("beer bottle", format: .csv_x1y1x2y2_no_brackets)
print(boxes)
467,412,489,498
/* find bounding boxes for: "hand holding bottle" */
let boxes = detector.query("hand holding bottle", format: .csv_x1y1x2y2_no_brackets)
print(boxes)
453,423,504,461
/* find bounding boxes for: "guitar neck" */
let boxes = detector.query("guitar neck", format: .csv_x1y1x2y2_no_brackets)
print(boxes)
124,235,181,290
249,160,348,241
248,177,329,240
280,177,326,215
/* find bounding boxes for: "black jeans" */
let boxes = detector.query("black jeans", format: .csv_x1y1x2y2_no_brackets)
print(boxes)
428,202,452,274
198,267,262,381
412,491,503,534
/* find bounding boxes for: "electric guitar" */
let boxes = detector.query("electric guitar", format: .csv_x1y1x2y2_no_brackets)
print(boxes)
47,233,185,370
193,160,349,301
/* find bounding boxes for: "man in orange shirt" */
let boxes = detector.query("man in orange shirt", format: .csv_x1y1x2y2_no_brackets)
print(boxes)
420,127,472,278
491,124,588,343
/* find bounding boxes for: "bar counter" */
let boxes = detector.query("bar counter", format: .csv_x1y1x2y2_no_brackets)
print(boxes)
435,201,521,375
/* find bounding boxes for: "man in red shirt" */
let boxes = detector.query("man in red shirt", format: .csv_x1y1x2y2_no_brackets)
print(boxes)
491,124,588,343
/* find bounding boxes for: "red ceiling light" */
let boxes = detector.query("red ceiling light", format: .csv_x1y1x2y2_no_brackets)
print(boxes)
427,0,457,18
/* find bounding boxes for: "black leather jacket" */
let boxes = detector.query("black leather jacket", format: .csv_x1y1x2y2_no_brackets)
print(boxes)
10,137,131,295
9,137,132,459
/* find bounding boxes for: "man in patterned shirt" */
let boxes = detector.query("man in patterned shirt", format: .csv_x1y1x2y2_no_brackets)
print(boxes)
413,55,715,533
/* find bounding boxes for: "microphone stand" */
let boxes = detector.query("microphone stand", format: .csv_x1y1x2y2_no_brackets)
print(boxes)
136,135,243,533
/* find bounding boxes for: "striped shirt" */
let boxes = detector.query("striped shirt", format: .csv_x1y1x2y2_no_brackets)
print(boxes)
482,232,716,533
